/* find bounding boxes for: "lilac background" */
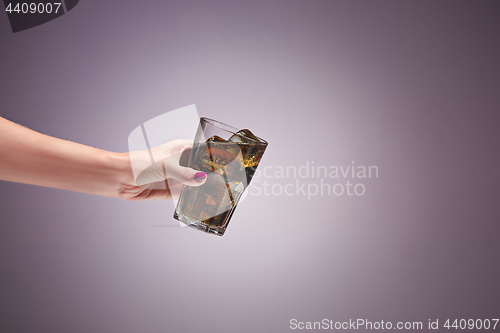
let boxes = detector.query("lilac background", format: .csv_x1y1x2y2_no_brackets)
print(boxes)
1,1,500,332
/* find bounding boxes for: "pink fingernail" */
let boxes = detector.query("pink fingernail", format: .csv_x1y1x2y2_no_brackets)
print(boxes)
194,172,207,182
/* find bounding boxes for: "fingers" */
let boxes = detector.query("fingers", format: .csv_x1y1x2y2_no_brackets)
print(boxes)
131,139,205,188
119,181,172,201
164,162,207,187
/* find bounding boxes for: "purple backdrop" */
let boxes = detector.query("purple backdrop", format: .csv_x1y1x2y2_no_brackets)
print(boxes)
1,1,499,332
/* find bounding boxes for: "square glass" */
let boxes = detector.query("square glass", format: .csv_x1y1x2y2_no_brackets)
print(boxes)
174,117,268,236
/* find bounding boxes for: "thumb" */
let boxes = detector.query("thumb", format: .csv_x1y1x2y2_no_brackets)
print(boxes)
165,162,208,187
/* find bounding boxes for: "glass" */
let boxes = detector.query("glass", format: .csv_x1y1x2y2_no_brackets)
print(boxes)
174,117,268,236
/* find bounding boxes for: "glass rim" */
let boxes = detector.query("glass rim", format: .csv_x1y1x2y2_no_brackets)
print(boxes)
200,117,268,146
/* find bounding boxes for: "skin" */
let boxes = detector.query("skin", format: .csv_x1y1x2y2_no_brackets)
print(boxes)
0,117,206,200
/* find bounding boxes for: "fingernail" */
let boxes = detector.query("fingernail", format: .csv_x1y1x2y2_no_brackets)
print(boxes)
194,172,207,182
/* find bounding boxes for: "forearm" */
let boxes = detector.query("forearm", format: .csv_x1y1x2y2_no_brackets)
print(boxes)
0,117,130,198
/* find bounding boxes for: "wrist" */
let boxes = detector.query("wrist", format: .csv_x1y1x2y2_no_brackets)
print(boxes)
106,151,134,199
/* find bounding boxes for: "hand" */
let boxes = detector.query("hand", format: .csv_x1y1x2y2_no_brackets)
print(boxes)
0,117,206,200
118,139,207,201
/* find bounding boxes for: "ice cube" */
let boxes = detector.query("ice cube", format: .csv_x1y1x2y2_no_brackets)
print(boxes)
228,129,261,144
206,135,226,143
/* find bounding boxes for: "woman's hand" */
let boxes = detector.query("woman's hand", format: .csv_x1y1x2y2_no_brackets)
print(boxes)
0,117,206,200
118,139,207,201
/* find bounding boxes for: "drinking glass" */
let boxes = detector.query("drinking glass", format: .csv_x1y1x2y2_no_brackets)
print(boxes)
174,117,268,236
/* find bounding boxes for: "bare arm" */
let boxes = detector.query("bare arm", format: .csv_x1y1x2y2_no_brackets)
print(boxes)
0,117,206,200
